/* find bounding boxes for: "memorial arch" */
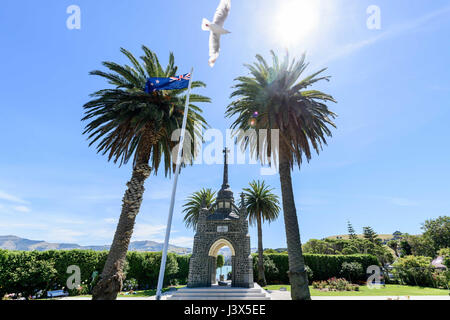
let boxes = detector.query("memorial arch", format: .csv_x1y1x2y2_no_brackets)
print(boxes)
208,238,235,257
187,149,254,288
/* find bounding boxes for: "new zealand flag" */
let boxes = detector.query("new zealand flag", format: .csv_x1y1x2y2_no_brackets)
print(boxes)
145,73,191,93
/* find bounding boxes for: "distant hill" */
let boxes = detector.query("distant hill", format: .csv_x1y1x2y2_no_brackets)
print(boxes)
0,235,191,254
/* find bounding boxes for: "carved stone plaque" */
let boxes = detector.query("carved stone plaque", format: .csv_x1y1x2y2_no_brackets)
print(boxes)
217,225,228,232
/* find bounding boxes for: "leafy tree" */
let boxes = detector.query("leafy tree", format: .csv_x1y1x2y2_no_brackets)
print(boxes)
182,188,216,230
340,262,363,283
243,180,281,287
392,256,436,287
82,46,210,300
387,240,399,257
404,235,435,257
373,245,395,266
399,237,412,256
303,239,335,255
392,231,403,239
226,51,337,300
216,255,225,269
216,254,225,271
438,248,450,268
302,238,394,266
341,246,359,255
422,216,450,254
347,221,357,239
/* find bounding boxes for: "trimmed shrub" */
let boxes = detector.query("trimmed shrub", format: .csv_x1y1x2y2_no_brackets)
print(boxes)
312,278,360,292
38,250,108,288
175,255,190,285
252,255,279,283
304,254,378,282
255,253,378,284
68,283,90,296
126,251,179,288
305,265,313,283
122,278,139,291
0,250,184,296
0,251,57,297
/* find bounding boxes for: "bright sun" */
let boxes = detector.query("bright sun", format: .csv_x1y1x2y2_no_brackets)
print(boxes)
273,0,321,47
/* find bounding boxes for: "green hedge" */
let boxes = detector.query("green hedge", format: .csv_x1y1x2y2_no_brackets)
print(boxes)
175,254,191,285
126,251,181,288
0,249,191,296
1,249,378,296
0,250,58,297
253,253,379,284
37,250,108,287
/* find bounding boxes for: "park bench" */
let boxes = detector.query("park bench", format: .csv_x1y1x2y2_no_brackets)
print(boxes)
47,290,69,298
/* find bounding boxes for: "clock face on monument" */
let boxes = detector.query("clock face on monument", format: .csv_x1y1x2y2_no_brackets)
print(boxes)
217,225,228,232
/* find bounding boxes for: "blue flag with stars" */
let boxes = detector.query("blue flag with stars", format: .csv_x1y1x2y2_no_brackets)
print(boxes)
145,73,191,93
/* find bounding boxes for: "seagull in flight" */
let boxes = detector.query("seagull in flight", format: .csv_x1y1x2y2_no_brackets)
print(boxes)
202,0,231,67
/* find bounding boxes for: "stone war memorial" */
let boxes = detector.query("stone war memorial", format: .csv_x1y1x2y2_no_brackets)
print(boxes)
187,148,254,288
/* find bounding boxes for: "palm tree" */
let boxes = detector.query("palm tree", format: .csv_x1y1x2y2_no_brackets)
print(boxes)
82,46,210,300
182,188,216,230
226,51,337,300
243,180,280,287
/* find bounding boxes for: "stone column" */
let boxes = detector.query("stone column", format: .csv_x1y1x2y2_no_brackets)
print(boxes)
209,256,217,285
187,207,210,288
230,232,254,288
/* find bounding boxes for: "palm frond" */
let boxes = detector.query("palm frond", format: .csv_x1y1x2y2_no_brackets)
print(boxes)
82,46,211,175
182,188,217,230
226,51,337,168
243,180,280,227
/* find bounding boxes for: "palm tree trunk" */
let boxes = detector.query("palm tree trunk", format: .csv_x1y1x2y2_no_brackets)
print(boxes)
278,150,311,300
256,212,267,287
92,163,151,300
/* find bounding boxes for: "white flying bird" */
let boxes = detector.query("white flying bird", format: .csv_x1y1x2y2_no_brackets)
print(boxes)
202,0,231,67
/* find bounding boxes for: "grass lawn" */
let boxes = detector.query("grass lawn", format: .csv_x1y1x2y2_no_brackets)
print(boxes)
117,285,186,297
42,285,186,299
45,284,448,299
264,284,450,296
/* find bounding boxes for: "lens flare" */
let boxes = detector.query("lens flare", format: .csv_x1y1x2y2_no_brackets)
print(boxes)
273,0,321,47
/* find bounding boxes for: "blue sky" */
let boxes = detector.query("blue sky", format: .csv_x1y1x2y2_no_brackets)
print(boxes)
0,0,449,249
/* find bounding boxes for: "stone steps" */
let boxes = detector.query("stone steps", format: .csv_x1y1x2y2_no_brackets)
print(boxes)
167,283,271,300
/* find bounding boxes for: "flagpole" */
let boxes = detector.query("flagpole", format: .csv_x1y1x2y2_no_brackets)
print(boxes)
156,67,194,300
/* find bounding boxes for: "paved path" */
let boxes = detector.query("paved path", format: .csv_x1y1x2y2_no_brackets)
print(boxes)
60,290,174,300
57,286,450,301
267,290,450,300
60,292,450,300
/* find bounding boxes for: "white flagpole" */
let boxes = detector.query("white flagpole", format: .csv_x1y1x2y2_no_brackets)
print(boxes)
156,67,194,300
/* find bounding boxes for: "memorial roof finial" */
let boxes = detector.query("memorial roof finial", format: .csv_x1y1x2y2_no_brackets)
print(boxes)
222,147,230,189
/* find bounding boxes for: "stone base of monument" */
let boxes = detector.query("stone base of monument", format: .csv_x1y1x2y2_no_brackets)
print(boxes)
167,283,271,300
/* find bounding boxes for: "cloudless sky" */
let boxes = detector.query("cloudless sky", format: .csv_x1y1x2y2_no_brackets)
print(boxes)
0,0,449,249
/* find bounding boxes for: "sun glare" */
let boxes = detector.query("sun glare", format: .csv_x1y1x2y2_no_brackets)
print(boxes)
273,0,321,47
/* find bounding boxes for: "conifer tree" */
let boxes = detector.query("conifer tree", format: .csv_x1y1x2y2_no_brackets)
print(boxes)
363,226,378,243
347,221,357,239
